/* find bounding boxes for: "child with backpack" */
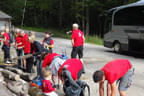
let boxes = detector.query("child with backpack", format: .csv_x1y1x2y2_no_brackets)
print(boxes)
42,32,54,53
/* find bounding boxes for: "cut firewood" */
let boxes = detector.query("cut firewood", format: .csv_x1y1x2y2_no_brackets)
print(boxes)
0,82,16,96
12,54,33,60
7,81,29,96
5,67,23,75
1,69,20,81
7,81,23,94
0,72,4,82
0,67,4,72
5,67,36,81
20,73,37,81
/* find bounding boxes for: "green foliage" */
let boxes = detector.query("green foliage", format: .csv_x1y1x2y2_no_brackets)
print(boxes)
20,26,103,45
0,0,140,36
85,35,103,45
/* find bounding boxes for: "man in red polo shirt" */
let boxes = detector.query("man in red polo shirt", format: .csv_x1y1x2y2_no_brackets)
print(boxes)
20,30,33,72
93,59,134,96
71,23,85,62
58,58,84,96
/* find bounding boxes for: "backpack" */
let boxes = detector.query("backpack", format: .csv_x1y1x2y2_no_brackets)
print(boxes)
63,79,90,96
77,80,90,96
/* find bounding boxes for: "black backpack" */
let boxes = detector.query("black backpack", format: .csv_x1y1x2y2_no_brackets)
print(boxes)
63,79,90,96
77,80,90,96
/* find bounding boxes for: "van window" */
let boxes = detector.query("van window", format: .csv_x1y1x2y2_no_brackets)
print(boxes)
114,6,144,26
104,11,113,33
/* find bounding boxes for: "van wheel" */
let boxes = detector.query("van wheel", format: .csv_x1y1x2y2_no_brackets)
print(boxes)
113,42,122,53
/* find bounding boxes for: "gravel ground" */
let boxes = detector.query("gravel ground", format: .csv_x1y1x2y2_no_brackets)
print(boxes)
1,31,144,96
35,32,144,96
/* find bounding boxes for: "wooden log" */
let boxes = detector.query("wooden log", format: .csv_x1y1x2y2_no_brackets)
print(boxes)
7,81,29,96
0,82,16,96
20,73,37,81
0,67,4,71
0,72,4,82
1,69,20,81
12,54,33,60
5,67,23,75
7,81,23,94
5,67,36,81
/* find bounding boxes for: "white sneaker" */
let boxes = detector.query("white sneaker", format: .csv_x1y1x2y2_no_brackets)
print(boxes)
6,60,11,64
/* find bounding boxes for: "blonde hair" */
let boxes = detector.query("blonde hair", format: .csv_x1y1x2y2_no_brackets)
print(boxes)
29,35,35,43
42,67,51,78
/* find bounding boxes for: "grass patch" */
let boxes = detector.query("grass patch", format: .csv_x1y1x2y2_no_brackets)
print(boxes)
20,26,103,45
85,35,103,45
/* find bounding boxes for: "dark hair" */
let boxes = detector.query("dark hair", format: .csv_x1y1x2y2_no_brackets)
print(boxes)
45,31,51,35
93,70,104,83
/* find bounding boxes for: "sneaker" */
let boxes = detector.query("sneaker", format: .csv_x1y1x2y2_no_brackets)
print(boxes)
5,60,12,64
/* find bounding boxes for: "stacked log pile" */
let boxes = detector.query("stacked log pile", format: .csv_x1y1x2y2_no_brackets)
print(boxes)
0,67,37,96
0,67,64,96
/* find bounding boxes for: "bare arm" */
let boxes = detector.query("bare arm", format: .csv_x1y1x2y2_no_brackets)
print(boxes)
99,82,104,96
110,82,117,96
71,39,74,46
48,44,54,48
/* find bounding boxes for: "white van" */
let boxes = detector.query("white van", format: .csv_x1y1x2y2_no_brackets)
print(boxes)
104,1,144,53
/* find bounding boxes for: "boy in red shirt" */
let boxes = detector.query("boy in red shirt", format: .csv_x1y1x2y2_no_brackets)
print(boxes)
71,23,85,63
1,30,11,64
42,32,54,53
42,67,58,96
93,59,134,96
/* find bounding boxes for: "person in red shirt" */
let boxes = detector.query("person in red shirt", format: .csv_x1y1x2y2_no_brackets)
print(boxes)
71,23,85,63
42,53,60,69
93,59,134,96
58,58,84,96
1,29,11,64
20,30,33,73
41,67,58,96
14,29,24,69
42,32,54,53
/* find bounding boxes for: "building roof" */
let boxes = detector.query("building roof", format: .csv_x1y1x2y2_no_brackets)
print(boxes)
0,11,12,19
109,0,144,12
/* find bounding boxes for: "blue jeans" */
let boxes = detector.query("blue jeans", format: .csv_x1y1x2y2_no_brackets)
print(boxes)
16,49,24,68
36,57,43,78
2,45,10,60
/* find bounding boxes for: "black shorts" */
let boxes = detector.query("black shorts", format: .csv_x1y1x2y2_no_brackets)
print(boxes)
71,46,83,59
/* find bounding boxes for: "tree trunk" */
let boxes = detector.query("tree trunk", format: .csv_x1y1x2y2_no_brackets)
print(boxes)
59,0,63,27
21,0,27,26
85,2,89,36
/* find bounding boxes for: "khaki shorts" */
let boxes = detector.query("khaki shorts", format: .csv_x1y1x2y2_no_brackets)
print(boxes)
117,68,135,91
